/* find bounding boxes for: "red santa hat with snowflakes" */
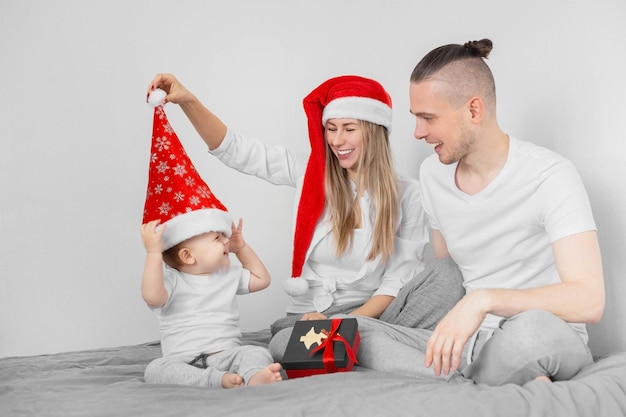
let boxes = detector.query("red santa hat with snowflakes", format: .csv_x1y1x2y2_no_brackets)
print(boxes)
284,75,393,296
143,90,231,250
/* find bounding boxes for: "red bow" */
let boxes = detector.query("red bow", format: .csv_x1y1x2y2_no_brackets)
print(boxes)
310,319,358,373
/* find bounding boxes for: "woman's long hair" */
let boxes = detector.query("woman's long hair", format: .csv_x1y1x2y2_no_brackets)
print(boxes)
324,121,399,262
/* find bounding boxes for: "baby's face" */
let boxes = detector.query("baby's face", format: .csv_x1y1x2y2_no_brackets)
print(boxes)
186,231,230,273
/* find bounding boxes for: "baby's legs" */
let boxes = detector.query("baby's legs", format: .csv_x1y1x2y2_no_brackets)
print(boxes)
145,345,282,388
221,372,243,388
144,356,227,388
247,363,282,386
218,345,282,387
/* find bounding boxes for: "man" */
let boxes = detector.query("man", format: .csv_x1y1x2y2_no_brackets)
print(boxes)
355,39,604,385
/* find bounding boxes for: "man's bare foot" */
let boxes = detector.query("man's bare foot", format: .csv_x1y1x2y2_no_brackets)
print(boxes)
534,375,552,383
247,363,283,386
222,372,244,389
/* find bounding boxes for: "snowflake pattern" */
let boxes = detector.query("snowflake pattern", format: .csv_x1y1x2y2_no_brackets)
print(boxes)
196,186,212,199
143,106,227,225
157,161,169,173
158,202,171,215
173,163,187,177
156,136,170,152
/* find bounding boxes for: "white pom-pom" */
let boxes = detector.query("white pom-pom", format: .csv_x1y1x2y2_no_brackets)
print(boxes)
147,88,167,107
283,277,309,297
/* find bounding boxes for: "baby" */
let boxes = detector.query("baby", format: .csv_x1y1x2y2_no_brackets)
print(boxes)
140,102,281,389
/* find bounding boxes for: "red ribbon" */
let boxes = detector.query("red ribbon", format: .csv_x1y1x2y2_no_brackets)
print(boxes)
310,319,358,373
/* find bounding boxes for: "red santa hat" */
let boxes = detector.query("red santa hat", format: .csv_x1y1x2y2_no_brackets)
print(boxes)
143,91,232,250
284,75,393,297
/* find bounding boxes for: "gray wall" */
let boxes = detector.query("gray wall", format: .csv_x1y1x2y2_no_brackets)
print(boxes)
1,0,625,358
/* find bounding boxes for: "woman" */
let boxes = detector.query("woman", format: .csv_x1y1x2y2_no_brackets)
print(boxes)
146,74,463,360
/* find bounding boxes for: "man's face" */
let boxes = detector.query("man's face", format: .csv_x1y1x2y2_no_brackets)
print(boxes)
409,80,473,165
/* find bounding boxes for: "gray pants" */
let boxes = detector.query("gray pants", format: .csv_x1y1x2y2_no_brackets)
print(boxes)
269,259,465,364
462,309,593,385
354,309,594,386
144,345,274,389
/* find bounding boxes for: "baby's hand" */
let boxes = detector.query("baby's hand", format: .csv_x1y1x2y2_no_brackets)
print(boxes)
229,218,246,254
141,220,165,254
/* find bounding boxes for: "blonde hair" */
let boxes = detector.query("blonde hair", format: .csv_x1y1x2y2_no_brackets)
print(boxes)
324,121,399,261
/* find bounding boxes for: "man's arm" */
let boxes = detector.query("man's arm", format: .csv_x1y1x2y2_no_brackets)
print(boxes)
432,229,450,259
483,230,604,323
425,230,605,376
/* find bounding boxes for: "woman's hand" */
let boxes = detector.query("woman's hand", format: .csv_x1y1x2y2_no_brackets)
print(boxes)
301,312,327,321
147,73,195,105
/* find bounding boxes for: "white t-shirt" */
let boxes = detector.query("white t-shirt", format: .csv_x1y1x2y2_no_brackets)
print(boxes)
211,129,429,314
152,264,251,360
420,136,596,340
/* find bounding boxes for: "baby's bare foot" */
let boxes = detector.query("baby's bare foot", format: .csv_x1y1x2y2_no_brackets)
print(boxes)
247,363,283,386
222,372,244,389
534,375,552,383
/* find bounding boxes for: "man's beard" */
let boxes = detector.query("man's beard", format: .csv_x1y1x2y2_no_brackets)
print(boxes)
442,128,474,165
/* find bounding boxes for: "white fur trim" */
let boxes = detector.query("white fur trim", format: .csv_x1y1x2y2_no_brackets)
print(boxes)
283,277,309,297
162,208,232,250
322,97,392,132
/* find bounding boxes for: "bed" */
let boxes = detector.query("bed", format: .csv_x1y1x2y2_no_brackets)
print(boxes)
2,330,626,417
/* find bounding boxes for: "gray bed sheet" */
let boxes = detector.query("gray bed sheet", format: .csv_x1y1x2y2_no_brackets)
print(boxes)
2,330,625,417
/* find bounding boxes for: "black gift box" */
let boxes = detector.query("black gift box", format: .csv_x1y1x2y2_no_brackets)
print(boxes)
281,318,360,378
